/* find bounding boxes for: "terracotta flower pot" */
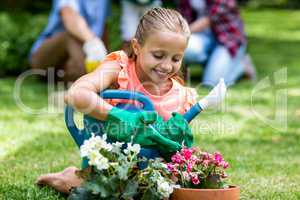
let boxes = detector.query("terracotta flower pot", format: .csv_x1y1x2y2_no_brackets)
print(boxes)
170,185,239,200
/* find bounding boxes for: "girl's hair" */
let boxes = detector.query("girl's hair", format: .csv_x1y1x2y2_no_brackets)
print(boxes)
126,7,190,85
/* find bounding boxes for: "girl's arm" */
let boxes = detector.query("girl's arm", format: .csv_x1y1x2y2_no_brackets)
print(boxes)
65,61,121,121
189,16,210,33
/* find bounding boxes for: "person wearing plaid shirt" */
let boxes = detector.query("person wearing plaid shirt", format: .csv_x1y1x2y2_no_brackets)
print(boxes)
179,0,254,86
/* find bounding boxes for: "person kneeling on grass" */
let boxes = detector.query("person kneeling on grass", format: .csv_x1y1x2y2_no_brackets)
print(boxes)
29,0,109,83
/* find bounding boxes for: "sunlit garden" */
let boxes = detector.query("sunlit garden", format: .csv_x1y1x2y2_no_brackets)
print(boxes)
0,1,300,199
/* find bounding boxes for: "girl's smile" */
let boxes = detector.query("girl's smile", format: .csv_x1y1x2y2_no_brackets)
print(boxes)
153,68,170,79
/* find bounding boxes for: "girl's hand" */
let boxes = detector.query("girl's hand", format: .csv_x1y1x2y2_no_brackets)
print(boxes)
104,107,181,152
160,112,193,148
104,107,160,145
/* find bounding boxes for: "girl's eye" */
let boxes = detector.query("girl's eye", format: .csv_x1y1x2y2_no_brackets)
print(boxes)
172,57,181,62
153,54,163,59
152,53,164,59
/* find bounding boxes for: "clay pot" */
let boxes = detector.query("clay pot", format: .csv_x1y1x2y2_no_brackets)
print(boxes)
170,185,239,200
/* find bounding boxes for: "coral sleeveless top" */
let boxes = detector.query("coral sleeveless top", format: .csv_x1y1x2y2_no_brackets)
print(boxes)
102,51,198,121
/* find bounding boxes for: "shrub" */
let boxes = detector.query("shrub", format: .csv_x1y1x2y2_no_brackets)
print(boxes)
0,12,47,75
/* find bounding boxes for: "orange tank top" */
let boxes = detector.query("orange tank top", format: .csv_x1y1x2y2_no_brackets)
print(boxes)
102,51,198,121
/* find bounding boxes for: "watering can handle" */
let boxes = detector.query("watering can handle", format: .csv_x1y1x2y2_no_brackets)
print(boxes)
65,90,155,147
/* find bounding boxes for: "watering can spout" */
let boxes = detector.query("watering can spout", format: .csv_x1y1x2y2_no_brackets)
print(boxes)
183,78,227,123
199,78,226,110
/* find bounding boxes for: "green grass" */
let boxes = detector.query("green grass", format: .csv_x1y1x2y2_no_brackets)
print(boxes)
1,8,300,199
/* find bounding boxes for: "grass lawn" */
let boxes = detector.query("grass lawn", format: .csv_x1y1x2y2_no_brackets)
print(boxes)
1,8,300,200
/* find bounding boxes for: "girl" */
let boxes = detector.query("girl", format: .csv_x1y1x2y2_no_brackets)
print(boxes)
37,7,198,194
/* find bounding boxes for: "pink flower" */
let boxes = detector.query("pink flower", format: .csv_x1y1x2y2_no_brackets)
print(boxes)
181,147,193,160
171,153,184,164
167,163,174,171
221,161,229,169
187,163,193,173
168,149,230,187
201,152,211,160
191,174,200,185
202,159,209,167
214,152,223,166
190,155,199,163
167,163,179,175
182,171,190,181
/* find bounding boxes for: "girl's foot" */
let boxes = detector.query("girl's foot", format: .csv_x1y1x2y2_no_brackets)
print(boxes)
36,166,83,194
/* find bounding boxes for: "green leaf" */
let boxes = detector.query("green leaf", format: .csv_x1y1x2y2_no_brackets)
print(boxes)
68,187,95,200
121,180,139,199
141,188,160,200
85,181,102,195
201,174,223,189
117,164,129,180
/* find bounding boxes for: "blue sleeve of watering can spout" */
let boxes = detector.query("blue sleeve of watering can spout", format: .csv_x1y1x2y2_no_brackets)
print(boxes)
183,103,203,123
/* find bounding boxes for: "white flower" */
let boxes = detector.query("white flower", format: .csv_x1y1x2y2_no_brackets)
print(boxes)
124,143,141,155
156,177,174,198
94,134,112,152
95,156,109,171
80,134,112,158
88,150,109,170
111,141,124,153
79,134,111,171
80,141,92,157
88,150,101,165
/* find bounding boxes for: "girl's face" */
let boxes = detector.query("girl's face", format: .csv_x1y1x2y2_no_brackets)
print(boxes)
132,31,188,86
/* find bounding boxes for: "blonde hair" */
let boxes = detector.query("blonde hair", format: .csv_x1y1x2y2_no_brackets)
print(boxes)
126,7,190,84
136,7,190,46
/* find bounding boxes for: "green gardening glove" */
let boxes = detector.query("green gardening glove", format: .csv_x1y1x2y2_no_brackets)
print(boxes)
104,107,156,146
159,112,193,148
104,107,181,151
135,123,182,152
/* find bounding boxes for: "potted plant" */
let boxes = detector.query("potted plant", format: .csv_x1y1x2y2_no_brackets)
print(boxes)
167,147,239,200
68,134,177,200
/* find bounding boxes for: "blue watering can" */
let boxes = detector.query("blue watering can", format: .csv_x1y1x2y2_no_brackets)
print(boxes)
65,90,203,168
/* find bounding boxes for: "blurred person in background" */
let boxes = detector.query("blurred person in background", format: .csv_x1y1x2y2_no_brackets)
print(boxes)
29,0,110,83
120,0,162,51
178,0,256,86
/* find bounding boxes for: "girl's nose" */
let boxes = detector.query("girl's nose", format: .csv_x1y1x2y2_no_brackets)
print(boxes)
160,60,172,72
